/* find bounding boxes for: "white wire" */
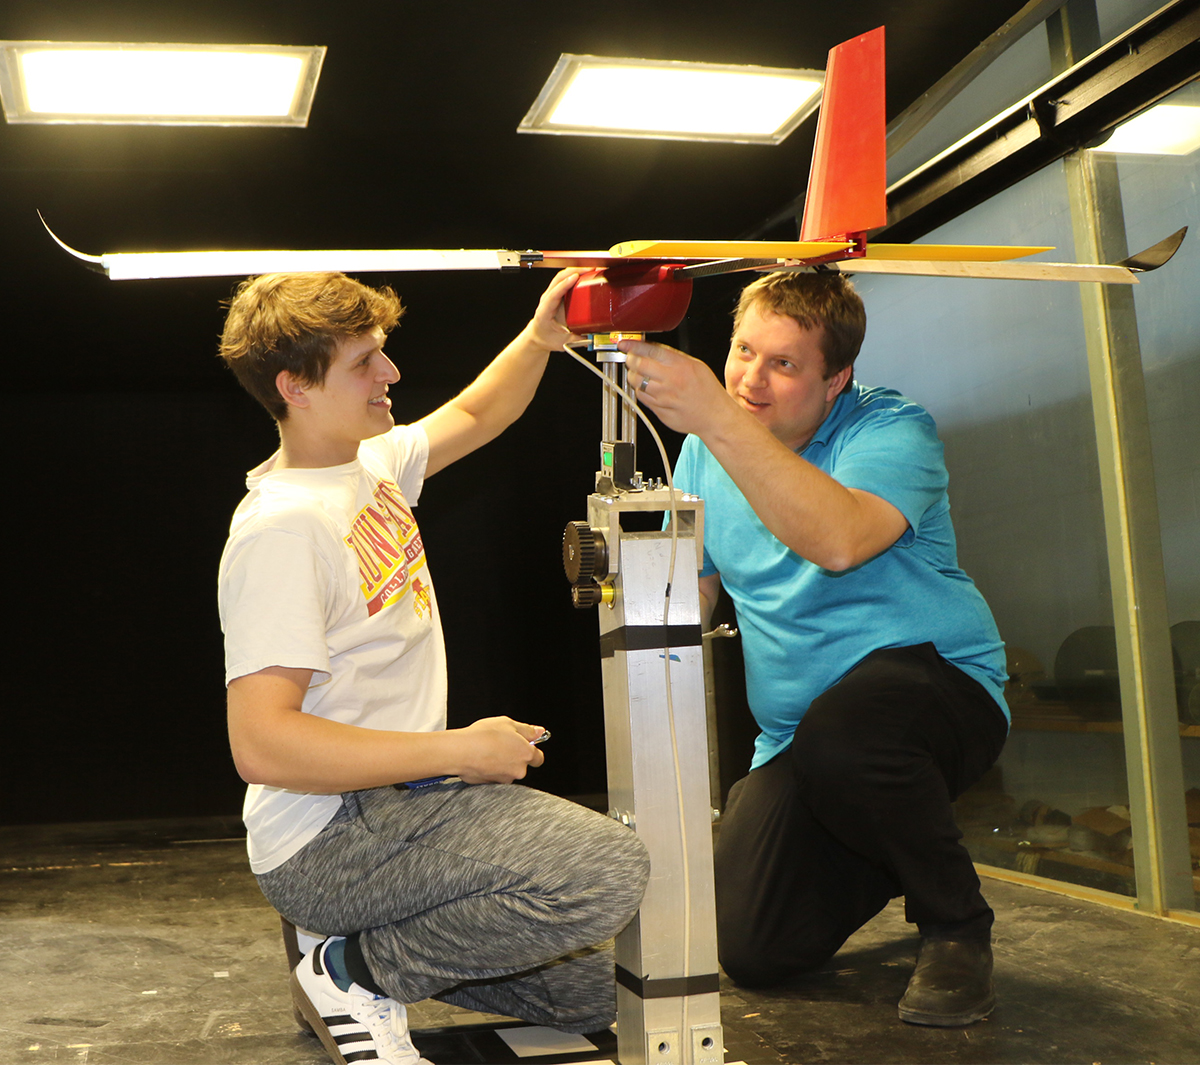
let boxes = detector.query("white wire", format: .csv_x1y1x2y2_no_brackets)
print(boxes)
561,342,680,590
563,341,693,1033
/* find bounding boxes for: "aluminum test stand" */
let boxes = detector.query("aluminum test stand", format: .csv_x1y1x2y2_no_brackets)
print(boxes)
563,334,723,1065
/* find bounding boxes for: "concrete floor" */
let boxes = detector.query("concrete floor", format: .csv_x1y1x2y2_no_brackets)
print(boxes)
2,816,1199,1065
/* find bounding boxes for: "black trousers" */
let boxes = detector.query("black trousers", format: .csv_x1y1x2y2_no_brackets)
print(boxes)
713,643,1008,988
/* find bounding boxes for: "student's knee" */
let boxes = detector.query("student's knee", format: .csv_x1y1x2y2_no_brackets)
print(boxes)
586,820,650,935
611,823,651,907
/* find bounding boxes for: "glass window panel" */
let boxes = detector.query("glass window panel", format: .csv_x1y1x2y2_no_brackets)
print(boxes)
1103,81,1200,908
886,26,1053,184
854,159,1139,897
1096,0,1172,48
888,1,1179,187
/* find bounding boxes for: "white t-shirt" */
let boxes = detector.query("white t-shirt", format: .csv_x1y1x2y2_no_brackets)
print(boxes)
218,424,446,874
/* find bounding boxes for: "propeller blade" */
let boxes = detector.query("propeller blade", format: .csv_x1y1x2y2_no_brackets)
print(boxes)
38,211,107,274
38,218,528,279
610,239,852,259
108,248,524,280
810,258,1139,284
1117,226,1187,272
39,212,1175,290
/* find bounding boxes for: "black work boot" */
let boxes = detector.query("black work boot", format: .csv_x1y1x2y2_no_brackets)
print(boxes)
897,936,995,1026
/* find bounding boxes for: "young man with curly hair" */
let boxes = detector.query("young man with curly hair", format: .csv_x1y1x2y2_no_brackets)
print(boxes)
217,270,649,1065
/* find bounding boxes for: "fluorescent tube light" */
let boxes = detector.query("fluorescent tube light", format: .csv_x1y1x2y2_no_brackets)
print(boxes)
1095,103,1200,155
0,41,325,126
519,54,823,145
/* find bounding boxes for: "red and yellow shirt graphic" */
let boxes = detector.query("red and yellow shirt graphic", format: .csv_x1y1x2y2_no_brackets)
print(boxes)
343,477,428,616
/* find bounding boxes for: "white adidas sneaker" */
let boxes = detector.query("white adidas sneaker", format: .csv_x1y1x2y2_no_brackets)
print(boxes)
290,937,433,1065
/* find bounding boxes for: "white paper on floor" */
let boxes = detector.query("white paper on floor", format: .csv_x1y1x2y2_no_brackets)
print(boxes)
495,1026,600,1057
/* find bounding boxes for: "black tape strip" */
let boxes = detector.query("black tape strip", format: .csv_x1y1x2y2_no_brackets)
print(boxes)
615,965,721,999
599,624,703,659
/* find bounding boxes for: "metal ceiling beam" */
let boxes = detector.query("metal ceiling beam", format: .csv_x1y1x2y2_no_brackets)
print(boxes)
879,0,1200,244
884,0,1070,158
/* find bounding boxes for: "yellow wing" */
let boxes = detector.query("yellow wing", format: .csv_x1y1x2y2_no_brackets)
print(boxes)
609,239,852,259
865,244,1053,261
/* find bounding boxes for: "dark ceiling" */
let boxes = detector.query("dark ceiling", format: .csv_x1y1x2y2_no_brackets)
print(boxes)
2,0,1041,824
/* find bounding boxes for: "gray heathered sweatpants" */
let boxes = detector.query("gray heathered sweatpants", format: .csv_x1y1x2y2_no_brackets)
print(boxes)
256,780,650,1033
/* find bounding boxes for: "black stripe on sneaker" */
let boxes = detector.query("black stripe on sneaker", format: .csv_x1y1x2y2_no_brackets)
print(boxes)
332,1030,368,1045
343,1051,382,1063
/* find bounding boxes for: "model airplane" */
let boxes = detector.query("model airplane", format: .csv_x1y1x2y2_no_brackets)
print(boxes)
45,27,1186,335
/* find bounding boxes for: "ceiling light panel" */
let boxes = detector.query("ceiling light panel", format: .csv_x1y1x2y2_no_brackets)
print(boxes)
1096,103,1200,155
0,41,325,126
519,54,823,145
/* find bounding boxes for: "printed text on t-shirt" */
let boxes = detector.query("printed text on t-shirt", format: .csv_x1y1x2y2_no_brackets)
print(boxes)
343,478,427,616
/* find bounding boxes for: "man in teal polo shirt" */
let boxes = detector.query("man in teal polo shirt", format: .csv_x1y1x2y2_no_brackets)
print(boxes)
619,271,1009,1027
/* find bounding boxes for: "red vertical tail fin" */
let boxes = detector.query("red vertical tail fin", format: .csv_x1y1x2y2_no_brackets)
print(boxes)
799,26,887,244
